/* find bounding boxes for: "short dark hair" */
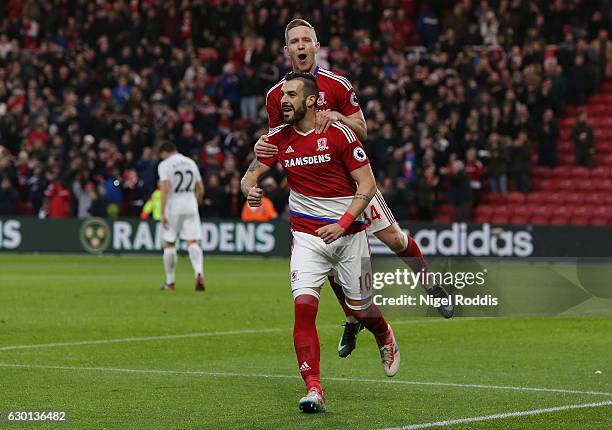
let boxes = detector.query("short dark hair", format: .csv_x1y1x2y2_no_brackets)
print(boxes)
284,71,319,99
159,141,177,154
285,19,316,45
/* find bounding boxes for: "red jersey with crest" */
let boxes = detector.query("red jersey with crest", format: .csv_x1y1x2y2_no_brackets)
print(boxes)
265,66,361,129
258,122,370,236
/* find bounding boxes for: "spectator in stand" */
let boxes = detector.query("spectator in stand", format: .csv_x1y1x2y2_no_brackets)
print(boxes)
448,160,473,222
572,111,595,167
241,194,277,222
465,147,484,203
538,109,558,167
202,174,226,218
590,29,612,79
485,133,509,195
415,165,437,221
0,176,18,215
509,132,532,194
43,175,70,218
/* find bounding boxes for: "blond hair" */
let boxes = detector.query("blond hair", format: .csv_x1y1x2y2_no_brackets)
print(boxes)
284,19,317,45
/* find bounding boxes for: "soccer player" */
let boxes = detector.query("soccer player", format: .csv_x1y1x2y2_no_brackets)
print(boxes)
158,142,205,292
241,72,399,413
256,19,453,357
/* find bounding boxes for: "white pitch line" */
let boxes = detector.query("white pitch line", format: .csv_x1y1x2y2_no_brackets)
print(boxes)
0,363,611,398
0,318,454,352
380,400,612,430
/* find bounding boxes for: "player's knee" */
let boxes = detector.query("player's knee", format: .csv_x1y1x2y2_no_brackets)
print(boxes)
345,297,372,312
377,225,407,253
293,287,320,302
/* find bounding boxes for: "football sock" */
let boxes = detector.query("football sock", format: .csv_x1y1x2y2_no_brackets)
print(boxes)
187,243,204,278
351,302,390,346
396,234,432,290
163,247,177,284
328,276,358,323
293,294,321,392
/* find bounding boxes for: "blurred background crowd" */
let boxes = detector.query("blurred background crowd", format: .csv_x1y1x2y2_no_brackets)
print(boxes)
0,0,611,221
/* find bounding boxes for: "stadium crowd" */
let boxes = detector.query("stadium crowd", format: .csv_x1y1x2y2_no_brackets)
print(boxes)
0,0,611,220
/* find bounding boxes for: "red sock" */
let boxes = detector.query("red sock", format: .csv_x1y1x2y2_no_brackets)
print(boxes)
351,302,389,346
328,276,353,317
396,234,429,275
293,294,321,392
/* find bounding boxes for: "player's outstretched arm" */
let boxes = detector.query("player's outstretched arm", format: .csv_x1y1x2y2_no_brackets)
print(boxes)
315,164,376,244
240,159,272,207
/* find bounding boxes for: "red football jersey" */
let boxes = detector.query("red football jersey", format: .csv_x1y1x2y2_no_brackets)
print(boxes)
259,122,370,236
265,66,362,129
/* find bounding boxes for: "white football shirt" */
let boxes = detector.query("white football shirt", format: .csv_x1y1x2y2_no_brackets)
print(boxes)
157,153,202,214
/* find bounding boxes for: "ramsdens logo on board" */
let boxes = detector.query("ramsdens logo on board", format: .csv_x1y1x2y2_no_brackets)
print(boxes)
0,219,21,249
111,221,276,253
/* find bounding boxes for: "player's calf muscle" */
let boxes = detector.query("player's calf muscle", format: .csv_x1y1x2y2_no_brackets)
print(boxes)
375,224,406,253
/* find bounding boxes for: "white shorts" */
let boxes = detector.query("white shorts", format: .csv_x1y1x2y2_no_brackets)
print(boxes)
364,190,396,234
290,230,373,303
162,212,202,243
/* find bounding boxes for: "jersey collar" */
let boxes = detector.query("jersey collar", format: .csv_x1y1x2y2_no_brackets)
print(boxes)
293,127,315,136
313,65,319,76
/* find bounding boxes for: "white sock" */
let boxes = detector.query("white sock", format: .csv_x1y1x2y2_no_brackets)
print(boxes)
163,247,177,284
187,243,204,278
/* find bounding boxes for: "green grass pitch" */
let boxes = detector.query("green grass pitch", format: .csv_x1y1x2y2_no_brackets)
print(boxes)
0,254,611,429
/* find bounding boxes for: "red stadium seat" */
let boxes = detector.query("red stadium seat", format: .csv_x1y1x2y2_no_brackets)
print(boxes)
591,166,611,179
558,153,574,165
531,166,552,178
556,141,573,154
494,204,514,216
564,192,585,205
569,166,590,178
480,193,506,204
599,154,612,166
526,192,546,204
594,179,612,191
530,214,550,225
590,216,610,226
535,179,556,191
574,179,593,191
556,178,574,191
569,215,590,225
513,205,532,216
531,205,554,217
474,204,495,217
542,192,564,205
510,214,530,224
473,214,490,224
583,193,605,205
506,192,526,204
550,214,571,225
490,214,509,224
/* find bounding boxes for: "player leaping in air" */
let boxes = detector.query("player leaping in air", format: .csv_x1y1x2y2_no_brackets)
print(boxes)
242,72,399,413
256,19,453,358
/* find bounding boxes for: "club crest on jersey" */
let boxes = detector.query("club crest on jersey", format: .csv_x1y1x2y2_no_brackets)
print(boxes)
317,91,326,106
353,147,367,162
316,138,328,151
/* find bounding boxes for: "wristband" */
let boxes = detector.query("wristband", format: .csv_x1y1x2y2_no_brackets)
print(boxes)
338,212,355,230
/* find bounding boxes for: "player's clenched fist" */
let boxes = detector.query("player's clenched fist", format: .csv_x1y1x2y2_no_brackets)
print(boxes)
315,223,345,244
254,135,278,158
247,186,264,207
